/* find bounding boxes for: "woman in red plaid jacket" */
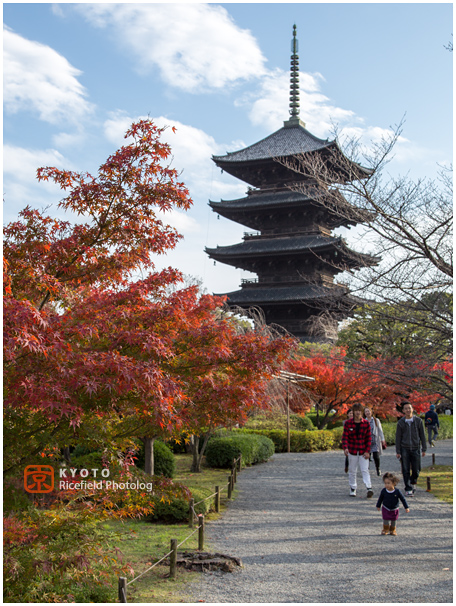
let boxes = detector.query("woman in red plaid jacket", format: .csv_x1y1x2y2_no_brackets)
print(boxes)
341,403,374,498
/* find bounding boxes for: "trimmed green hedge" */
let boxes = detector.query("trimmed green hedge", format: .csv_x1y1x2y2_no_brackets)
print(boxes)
233,428,335,453
437,415,454,439
205,433,274,468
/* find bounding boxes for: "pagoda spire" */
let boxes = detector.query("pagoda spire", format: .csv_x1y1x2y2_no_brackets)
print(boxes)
284,24,306,128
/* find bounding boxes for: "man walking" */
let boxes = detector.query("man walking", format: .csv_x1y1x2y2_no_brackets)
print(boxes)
424,404,440,447
342,403,373,498
396,402,426,496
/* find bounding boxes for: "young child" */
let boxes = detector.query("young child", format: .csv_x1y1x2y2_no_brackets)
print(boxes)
376,472,410,535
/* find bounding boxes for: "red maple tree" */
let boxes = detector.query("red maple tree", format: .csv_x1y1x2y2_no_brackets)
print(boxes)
4,119,295,475
285,348,441,429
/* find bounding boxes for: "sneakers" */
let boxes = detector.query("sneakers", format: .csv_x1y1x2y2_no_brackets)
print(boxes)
367,488,374,498
411,484,417,495
376,469,381,476
405,489,413,496
431,441,435,447
349,488,357,497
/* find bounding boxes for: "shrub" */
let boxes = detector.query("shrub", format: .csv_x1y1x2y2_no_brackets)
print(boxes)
290,414,315,431
437,415,453,439
3,510,126,603
380,422,397,446
153,441,176,478
233,428,335,453
331,427,344,448
205,433,274,468
146,486,210,523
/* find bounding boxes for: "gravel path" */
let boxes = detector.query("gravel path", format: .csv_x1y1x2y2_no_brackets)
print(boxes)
187,439,453,603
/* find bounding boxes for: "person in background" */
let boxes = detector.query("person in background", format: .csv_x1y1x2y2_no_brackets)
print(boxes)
376,472,409,535
343,409,353,473
364,407,387,476
395,402,426,497
341,403,373,498
424,404,440,447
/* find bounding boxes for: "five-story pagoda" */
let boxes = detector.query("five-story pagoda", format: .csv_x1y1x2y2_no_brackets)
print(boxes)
206,25,379,341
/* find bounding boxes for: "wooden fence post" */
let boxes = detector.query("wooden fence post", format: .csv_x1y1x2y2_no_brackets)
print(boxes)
118,577,127,603
432,453,436,465
238,454,242,472
233,459,237,483
198,515,205,551
170,539,177,579
426,476,431,491
215,485,220,512
188,498,194,528
227,475,232,499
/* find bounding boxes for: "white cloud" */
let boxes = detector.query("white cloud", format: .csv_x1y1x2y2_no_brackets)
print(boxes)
3,27,93,125
3,144,74,221
3,144,68,181
76,3,267,92
242,68,356,137
155,208,200,234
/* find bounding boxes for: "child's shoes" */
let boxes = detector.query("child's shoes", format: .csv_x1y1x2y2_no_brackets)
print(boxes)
381,523,390,535
389,527,397,536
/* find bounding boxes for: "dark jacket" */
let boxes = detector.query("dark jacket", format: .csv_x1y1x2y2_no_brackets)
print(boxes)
376,487,409,511
424,410,440,427
341,418,371,455
395,415,426,453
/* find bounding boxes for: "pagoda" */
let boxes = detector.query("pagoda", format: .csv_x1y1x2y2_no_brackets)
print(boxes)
205,25,379,342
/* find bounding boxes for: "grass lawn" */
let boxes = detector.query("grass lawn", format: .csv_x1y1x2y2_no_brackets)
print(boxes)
101,455,236,603
417,465,453,505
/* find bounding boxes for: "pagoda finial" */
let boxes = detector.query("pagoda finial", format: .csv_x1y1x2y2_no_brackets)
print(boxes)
284,24,306,128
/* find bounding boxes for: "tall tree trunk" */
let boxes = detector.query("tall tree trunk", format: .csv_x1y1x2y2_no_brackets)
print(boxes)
190,432,213,473
62,446,71,464
143,437,155,476
190,435,200,473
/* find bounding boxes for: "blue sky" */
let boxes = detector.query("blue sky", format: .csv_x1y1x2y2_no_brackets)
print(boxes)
3,2,453,294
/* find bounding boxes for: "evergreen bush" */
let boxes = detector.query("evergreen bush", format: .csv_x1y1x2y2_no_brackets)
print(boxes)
437,415,453,439
205,433,274,468
290,414,315,431
134,440,176,478
233,428,335,453
146,487,211,523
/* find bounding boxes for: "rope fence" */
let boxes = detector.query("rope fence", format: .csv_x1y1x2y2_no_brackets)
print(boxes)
118,454,242,602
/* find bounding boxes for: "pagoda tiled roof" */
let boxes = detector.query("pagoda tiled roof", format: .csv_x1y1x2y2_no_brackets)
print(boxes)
213,123,333,164
210,190,313,210
206,235,379,270
219,283,349,304
207,234,339,257
209,187,371,228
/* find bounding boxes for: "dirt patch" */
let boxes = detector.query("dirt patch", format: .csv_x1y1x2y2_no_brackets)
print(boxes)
170,551,242,572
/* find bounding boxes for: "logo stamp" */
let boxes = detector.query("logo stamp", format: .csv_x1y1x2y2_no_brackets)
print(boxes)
24,465,55,493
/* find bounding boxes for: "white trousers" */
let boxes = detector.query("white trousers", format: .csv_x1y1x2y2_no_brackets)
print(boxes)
348,453,371,489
